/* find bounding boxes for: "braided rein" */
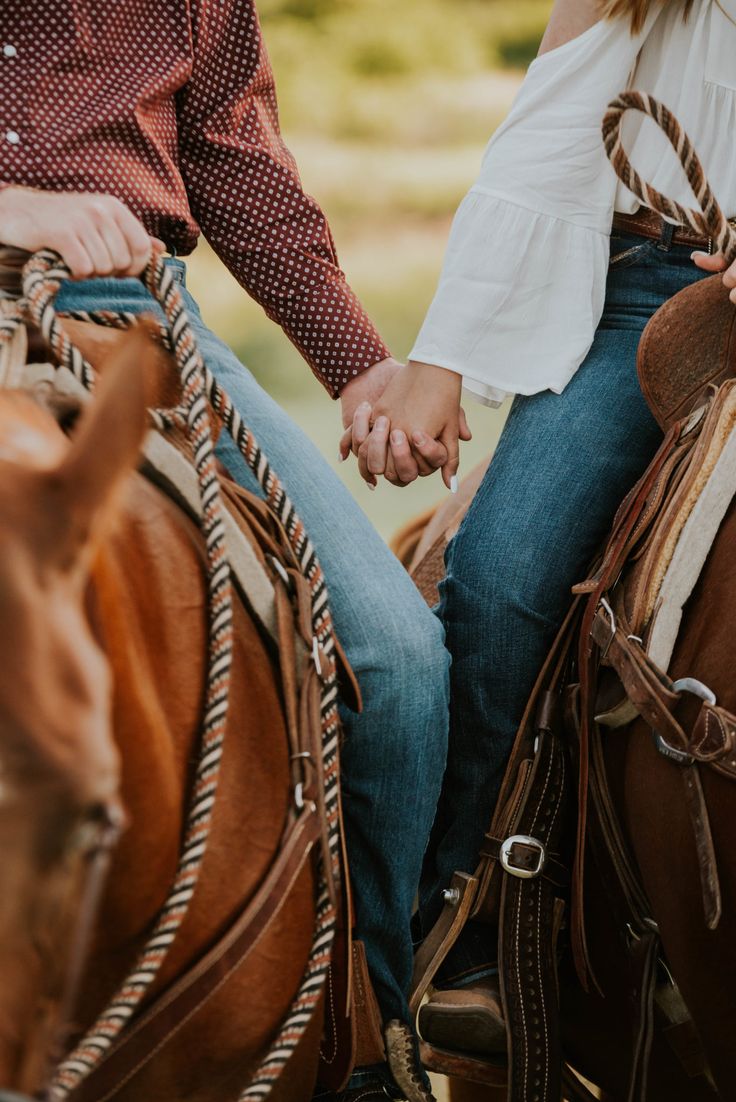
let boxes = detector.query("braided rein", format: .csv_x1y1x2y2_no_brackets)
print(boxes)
602,90,736,265
0,249,342,1102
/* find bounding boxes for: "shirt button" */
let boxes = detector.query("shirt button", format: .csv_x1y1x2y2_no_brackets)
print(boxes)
3,44,17,58
5,130,20,145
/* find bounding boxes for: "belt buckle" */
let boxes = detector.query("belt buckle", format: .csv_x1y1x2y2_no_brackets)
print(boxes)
499,834,547,879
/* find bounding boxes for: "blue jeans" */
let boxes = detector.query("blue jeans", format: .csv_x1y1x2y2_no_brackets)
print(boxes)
55,263,450,1046
420,232,710,982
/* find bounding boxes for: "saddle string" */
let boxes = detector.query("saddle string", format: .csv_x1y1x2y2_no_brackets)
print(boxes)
602,90,736,263
0,249,341,1102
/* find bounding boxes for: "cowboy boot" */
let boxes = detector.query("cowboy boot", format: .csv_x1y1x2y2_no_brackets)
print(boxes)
417,976,506,1057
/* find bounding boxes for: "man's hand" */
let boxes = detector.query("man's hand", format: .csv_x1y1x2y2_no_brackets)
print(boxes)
340,356,402,431
0,187,160,278
692,249,736,301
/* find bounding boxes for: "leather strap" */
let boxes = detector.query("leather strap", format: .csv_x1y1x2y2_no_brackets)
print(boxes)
479,837,568,889
590,607,723,928
611,209,731,251
571,419,688,989
69,809,320,1102
499,725,569,1102
626,930,659,1102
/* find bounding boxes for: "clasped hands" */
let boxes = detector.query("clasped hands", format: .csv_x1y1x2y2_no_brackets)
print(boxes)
339,358,471,490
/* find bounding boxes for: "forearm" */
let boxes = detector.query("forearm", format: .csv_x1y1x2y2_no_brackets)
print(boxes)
181,145,389,395
209,221,389,395
180,0,391,394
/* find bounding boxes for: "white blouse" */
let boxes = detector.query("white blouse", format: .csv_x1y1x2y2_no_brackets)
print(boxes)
409,0,736,406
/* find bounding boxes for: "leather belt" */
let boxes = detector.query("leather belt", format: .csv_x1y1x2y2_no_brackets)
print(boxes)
612,209,736,253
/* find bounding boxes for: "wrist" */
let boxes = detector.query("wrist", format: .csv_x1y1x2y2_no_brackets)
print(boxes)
406,359,463,392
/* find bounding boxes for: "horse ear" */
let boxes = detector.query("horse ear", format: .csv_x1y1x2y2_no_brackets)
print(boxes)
51,322,155,554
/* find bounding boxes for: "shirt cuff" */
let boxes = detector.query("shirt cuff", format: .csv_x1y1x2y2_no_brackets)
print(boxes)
409,191,609,400
277,279,391,398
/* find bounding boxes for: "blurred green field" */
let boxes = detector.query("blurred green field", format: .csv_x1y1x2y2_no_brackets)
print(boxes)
187,0,552,540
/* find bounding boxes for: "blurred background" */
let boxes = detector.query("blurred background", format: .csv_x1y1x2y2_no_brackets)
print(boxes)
187,0,553,541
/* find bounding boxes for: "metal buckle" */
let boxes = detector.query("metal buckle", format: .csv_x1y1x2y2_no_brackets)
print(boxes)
671,677,716,706
652,677,717,765
499,834,547,879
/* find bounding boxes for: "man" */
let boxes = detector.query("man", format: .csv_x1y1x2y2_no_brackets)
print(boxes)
0,3,449,1098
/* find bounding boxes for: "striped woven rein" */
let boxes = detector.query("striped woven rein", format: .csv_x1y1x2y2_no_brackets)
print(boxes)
0,250,342,1102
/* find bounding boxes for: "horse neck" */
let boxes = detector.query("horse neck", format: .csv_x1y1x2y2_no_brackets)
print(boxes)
77,473,208,1012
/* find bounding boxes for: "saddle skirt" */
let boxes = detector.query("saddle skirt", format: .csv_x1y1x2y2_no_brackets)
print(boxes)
624,379,736,670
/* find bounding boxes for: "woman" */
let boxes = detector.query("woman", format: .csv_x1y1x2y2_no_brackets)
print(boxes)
344,0,736,1055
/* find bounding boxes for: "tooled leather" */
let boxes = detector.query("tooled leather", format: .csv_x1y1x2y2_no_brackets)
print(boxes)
471,603,581,929
352,941,386,1068
499,726,569,1102
638,274,736,432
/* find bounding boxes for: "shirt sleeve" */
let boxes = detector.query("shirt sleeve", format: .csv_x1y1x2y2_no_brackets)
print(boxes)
177,0,390,397
408,13,659,406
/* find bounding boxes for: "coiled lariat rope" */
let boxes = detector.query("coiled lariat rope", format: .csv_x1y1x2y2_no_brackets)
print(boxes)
602,90,736,264
0,249,341,1101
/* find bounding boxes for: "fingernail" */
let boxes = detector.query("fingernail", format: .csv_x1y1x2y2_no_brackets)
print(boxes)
691,251,707,260
375,416,388,432
358,401,372,411
391,430,405,445
337,452,345,463
412,431,426,445
450,475,458,494
367,482,376,492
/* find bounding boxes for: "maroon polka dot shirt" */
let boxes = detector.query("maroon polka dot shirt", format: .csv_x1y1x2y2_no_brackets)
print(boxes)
0,0,390,396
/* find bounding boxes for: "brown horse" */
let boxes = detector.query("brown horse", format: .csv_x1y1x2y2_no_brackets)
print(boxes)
0,325,322,1101
395,287,736,1100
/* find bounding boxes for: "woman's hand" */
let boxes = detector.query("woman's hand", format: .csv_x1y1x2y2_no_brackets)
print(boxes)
0,187,161,278
349,360,471,490
692,249,736,301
